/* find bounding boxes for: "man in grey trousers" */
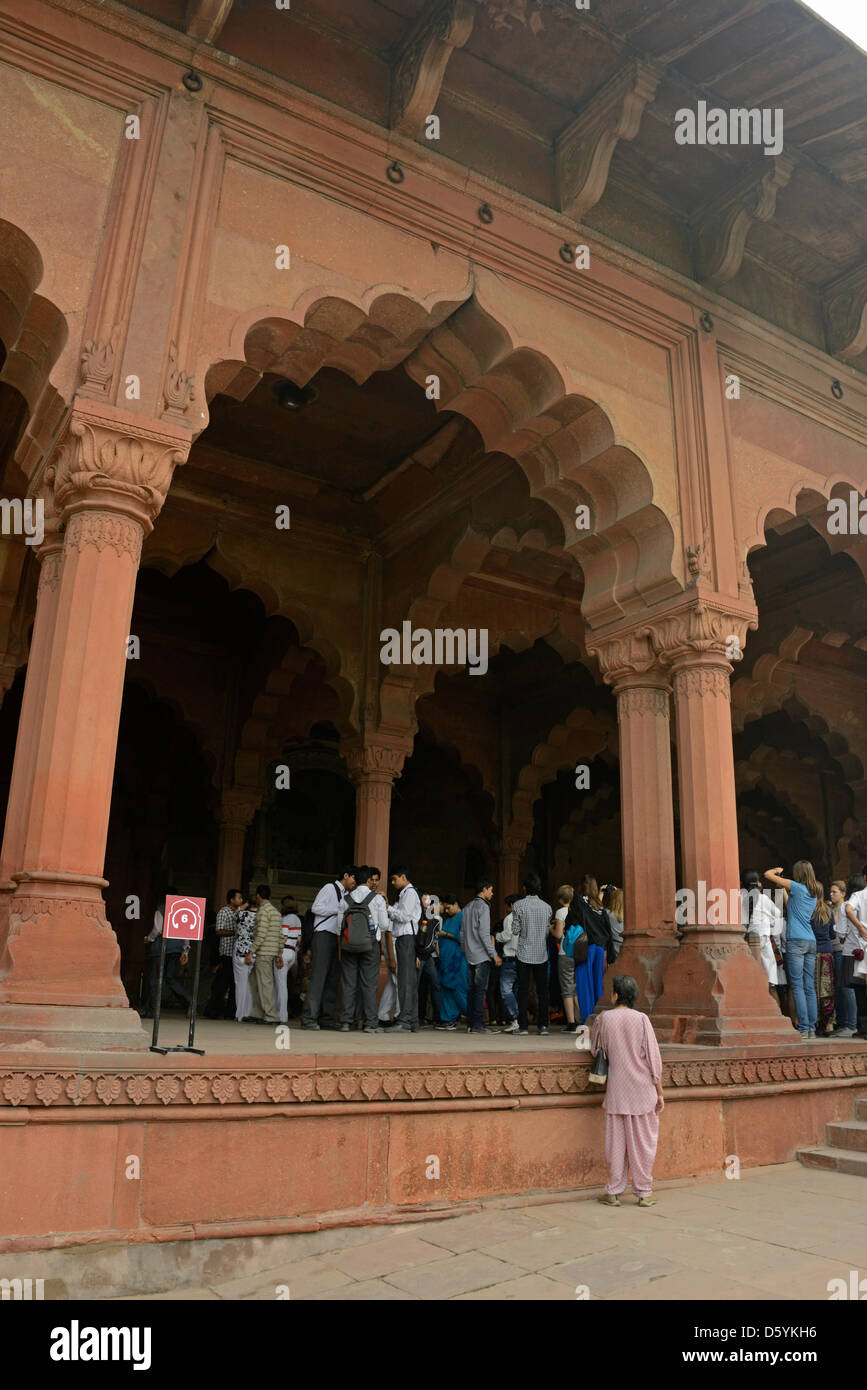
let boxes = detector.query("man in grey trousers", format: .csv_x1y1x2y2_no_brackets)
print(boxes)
461,879,501,1033
387,866,421,1032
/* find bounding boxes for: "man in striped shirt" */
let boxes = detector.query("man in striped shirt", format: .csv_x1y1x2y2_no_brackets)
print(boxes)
511,873,553,1036
204,889,244,1019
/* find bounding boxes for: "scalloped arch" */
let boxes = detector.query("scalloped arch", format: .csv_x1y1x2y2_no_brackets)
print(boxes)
551,783,620,877
732,672,867,786
205,534,357,736
123,676,221,794
202,288,679,628
0,218,68,473
735,759,826,865
745,479,867,584
413,723,498,808
233,642,355,791
509,706,617,839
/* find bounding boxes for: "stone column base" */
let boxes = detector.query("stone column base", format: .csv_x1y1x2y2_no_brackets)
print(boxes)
0,1002,148,1051
652,929,798,1046
0,882,148,1050
599,935,680,1013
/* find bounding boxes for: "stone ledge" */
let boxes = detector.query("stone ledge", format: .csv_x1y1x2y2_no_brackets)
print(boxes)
0,1043,865,1111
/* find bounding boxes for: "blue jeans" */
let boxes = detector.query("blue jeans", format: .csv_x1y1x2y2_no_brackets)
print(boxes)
786,939,817,1032
467,959,492,1030
499,958,518,1020
834,952,858,1031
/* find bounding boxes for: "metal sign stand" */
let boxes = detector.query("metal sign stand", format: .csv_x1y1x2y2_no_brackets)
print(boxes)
150,938,205,1056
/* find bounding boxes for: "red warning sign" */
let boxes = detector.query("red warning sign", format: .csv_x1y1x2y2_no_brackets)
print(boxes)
163,895,206,942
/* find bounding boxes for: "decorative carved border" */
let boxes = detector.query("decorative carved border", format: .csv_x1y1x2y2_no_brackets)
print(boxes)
1,1049,865,1110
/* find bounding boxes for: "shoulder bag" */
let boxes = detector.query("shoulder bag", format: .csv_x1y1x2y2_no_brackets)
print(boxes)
588,1018,608,1086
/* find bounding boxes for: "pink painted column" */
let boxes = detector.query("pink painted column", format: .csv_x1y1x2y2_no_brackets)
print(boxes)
0,404,189,1049
609,673,678,1007
653,650,795,1044
215,787,260,906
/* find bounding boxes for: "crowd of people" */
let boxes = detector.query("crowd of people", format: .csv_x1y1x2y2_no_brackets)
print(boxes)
136,856,867,1207
139,869,626,1033
743,861,867,1039
139,857,867,1046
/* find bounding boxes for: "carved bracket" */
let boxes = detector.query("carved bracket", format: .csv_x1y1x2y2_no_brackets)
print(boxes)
79,324,122,398
824,262,867,361
185,0,235,44
693,155,794,288
390,0,477,139
555,61,660,223
163,341,197,423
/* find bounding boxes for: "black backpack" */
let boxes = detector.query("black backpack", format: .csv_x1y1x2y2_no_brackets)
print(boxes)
416,911,440,960
580,899,613,953
300,908,316,953
340,889,376,955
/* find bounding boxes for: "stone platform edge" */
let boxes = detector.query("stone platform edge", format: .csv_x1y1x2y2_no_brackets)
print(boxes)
0,1042,865,1113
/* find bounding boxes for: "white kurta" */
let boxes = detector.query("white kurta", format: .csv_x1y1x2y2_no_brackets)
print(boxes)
750,893,787,985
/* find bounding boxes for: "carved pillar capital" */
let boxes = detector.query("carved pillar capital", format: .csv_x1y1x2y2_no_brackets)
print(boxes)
500,828,530,861
46,402,191,536
650,595,757,672
588,590,757,687
585,626,658,687
344,737,411,785
218,787,261,832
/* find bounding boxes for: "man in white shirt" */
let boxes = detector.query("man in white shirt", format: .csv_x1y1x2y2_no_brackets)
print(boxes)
275,895,303,1024
302,866,356,1030
496,893,520,1032
340,867,387,1034
387,866,422,1033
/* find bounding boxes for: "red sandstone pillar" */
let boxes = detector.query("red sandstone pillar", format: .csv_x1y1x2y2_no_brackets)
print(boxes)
498,829,526,901
0,500,64,892
344,738,410,873
653,650,795,1044
609,673,679,1006
215,787,260,906
0,404,189,1050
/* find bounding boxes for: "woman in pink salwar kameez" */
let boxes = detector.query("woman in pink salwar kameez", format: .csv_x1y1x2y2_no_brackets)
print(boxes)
590,974,664,1207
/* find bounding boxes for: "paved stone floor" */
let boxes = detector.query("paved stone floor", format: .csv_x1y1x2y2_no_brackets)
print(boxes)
144,1013,588,1055
113,1163,865,1301
146,1013,854,1057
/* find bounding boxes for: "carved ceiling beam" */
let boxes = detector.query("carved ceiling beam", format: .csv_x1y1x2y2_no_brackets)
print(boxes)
692,154,794,289
824,263,867,361
185,0,235,45
390,0,477,139
554,60,660,223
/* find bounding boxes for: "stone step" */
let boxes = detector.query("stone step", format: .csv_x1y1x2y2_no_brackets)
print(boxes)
826,1119,867,1152
797,1145,867,1176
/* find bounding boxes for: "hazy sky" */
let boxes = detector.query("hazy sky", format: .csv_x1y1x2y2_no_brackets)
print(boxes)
799,0,867,54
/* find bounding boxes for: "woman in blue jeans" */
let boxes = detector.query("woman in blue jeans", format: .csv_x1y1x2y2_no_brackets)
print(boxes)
764,862,822,1038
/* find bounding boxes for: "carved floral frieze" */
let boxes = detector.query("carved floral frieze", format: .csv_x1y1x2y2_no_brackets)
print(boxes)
1,1048,864,1111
